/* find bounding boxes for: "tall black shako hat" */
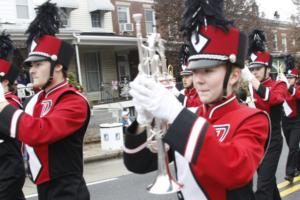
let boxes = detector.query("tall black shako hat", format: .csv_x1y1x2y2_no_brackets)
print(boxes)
181,0,248,70
0,31,19,84
284,55,298,78
248,29,272,69
24,1,74,70
179,44,193,76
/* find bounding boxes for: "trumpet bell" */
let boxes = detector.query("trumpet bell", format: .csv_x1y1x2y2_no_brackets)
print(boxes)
146,133,183,194
147,174,182,194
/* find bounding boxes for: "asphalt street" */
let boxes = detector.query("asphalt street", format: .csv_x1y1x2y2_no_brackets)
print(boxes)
25,141,300,200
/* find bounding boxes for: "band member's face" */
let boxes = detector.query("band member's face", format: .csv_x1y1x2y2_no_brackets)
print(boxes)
182,75,193,88
193,65,226,104
287,77,297,85
250,66,265,81
29,60,51,88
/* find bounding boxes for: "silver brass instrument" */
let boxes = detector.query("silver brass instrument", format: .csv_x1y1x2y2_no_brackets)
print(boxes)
132,13,182,194
276,61,286,82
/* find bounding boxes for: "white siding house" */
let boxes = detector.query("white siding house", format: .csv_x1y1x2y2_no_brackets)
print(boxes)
0,0,156,105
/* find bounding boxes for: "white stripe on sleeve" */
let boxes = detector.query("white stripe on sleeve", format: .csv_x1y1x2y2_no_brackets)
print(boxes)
184,117,206,162
10,110,23,138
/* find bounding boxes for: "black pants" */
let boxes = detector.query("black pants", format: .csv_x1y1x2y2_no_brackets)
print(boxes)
37,174,90,200
255,136,283,200
0,142,25,200
282,118,300,176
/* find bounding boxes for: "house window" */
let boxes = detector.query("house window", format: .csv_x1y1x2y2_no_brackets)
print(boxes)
91,11,104,28
84,52,101,92
16,0,29,19
117,6,130,24
144,9,155,34
282,33,287,52
273,33,278,51
59,8,71,28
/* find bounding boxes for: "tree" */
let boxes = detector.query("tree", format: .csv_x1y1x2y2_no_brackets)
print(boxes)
224,0,263,32
154,0,264,75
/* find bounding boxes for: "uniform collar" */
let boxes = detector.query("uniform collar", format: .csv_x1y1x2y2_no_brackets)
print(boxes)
262,77,271,84
44,80,68,98
185,87,197,96
4,91,12,96
200,95,239,121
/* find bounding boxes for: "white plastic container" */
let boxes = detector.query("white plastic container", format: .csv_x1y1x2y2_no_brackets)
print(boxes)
99,123,123,150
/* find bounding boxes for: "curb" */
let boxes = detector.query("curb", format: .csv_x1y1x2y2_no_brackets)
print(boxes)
84,150,123,163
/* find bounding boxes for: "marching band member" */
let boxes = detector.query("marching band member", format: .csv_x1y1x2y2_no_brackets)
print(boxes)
0,31,25,200
242,29,287,200
124,0,269,199
0,2,90,200
281,55,300,183
172,44,201,108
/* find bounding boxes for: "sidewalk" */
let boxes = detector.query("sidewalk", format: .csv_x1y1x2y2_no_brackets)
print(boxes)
83,141,123,163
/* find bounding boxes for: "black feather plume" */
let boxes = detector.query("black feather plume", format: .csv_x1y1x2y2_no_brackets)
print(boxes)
0,31,13,60
181,0,232,40
25,1,60,48
284,55,295,71
248,29,266,55
179,44,190,66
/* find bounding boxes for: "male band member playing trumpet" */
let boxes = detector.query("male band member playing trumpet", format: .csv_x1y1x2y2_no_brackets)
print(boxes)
241,29,287,200
123,0,270,199
0,2,90,200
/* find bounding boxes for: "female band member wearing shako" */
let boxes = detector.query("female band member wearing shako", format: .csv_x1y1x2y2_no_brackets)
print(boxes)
123,0,270,200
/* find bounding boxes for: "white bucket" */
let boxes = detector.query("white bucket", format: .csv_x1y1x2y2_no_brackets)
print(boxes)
99,123,123,150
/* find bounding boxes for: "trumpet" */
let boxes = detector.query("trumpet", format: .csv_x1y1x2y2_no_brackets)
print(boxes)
132,13,182,194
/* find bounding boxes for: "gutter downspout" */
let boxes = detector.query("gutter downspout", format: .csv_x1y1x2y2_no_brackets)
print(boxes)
73,32,83,85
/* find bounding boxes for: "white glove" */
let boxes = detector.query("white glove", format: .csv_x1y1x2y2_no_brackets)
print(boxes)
0,84,5,102
129,75,183,124
241,67,255,81
277,73,289,88
133,98,154,125
171,86,180,97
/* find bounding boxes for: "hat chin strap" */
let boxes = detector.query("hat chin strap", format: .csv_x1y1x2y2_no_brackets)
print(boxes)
207,63,232,106
222,62,232,97
262,66,268,81
42,61,55,90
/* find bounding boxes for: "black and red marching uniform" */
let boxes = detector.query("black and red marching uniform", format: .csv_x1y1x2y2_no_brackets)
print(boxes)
252,78,287,200
0,31,25,200
282,83,300,178
0,92,25,200
124,96,269,200
247,29,287,200
0,81,90,197
177,87,201,108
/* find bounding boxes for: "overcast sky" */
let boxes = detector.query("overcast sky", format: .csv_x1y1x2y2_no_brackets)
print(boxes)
256,0,298,21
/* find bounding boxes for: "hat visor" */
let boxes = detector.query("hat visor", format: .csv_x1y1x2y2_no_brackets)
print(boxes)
24,55,49,64
248,63,266,69
286,75,297,78
187,59,226,70
180,71,193,76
